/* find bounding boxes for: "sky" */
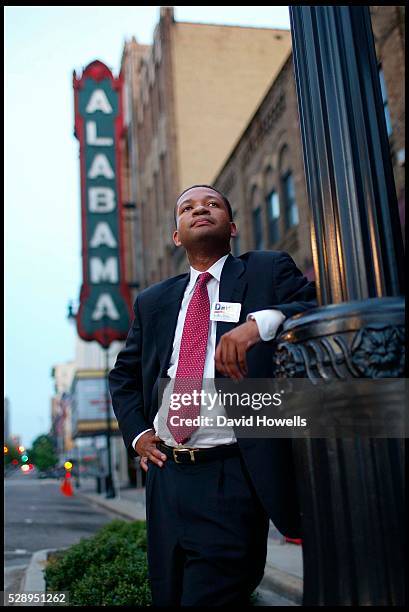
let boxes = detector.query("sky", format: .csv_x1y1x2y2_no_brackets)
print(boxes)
4,6,291,448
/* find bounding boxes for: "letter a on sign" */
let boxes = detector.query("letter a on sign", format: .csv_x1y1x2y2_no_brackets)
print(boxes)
88,154,115,179
90,222,117,248
86,89,113,114
92,294,120,321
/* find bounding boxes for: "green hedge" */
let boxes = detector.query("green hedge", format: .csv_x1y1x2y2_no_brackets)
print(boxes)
44,520,151,606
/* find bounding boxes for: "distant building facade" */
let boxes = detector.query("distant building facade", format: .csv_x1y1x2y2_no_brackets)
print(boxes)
50,362,76,460
120,7,293,283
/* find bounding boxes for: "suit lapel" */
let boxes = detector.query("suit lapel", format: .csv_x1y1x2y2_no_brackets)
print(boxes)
216,253,247,349
153,275,189,374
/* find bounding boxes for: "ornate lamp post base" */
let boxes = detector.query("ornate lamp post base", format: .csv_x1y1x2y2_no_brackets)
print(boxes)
275,298,405,606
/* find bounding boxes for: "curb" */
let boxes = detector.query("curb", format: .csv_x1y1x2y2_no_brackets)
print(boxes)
19,548,60,605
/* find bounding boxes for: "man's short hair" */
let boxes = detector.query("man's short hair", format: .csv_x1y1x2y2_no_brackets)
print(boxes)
174,184,233,226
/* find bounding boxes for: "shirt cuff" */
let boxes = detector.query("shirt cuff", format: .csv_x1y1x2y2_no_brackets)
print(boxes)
247,309,286,341
132,428,153,451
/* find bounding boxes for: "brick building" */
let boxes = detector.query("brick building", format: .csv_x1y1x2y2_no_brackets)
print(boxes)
120,7,293,285
118,6,404,290
213,6,405,276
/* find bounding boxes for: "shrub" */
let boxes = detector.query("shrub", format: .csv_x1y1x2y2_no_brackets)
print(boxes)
44,520,151,606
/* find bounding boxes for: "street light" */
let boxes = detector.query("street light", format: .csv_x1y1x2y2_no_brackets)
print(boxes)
67,302,81,490
102,314,116,499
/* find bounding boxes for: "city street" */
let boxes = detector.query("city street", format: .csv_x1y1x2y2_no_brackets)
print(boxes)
4,470,115,595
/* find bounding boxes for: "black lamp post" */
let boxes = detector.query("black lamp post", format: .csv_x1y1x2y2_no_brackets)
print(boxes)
274,6,405,606
67,301,80,490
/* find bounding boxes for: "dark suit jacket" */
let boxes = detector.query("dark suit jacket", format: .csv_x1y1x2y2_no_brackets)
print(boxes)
109,250,316,537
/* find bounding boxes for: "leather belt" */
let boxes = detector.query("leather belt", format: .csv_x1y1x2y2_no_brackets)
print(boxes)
157,442,240,465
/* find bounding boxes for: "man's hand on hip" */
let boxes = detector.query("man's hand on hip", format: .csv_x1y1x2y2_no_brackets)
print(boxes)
135,430,167,471
215,319,261,381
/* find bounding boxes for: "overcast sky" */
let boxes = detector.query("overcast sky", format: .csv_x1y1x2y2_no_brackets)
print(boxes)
4,6,291,448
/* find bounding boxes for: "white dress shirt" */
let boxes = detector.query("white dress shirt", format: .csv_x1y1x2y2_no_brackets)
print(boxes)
132,254,285,450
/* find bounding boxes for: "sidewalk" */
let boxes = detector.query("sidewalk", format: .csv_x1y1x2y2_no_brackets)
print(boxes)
77,478,303,604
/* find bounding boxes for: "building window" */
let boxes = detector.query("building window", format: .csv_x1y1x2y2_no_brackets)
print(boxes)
282,172,299,229
252,207,264,250
266,190,280,244
378,66,393,137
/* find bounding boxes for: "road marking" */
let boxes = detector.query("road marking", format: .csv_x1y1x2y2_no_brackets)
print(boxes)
24,518,33,524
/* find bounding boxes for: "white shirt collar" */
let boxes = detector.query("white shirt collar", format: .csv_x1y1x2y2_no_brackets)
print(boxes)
187,253,230,293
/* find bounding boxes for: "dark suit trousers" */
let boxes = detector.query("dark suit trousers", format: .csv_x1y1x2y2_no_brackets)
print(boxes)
145,452,269,606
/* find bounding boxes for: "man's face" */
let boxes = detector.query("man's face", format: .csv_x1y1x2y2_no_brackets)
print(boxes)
173,186,237,249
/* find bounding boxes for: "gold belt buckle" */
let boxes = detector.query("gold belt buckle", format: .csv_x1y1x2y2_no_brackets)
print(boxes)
172,448,197,463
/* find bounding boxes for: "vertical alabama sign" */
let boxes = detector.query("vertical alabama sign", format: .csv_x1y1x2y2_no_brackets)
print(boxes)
73,60,132,348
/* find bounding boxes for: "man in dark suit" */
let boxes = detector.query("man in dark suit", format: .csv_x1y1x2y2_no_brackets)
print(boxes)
109,184,316,606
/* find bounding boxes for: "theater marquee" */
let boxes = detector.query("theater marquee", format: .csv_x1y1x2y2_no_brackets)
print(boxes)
73,60,132,348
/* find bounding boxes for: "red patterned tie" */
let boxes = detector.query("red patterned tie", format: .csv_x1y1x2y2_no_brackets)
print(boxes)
167,271,213,444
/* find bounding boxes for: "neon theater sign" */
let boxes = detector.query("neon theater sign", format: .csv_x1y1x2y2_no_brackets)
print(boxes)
73,61,132,348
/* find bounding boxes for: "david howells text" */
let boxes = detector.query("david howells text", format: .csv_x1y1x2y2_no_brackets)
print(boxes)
167,415,307,428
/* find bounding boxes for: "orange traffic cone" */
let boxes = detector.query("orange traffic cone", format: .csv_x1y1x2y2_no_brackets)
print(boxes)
60,472,74,496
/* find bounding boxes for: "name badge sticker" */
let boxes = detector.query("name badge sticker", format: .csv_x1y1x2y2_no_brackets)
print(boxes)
210,302,242,323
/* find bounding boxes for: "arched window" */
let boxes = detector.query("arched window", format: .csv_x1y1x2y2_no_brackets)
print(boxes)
282,171,299,229
263,165,280,244
266,190,280,244
279,145,299,230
